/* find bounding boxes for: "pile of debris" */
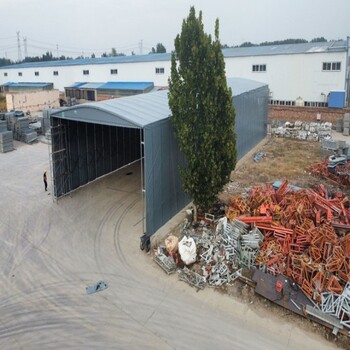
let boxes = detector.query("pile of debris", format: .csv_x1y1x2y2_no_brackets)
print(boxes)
270,121,332,141
310,139,350,186
153,180,349,334
1,111,38,144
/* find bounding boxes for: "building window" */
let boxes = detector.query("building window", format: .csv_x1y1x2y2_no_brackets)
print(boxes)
18,72,22,76
322,62,341,71
83,70,89,75
110,69,118,75
35,72,39,76
53,71,59,76
155,67,165,74
4,72,7,77
252,64,266,72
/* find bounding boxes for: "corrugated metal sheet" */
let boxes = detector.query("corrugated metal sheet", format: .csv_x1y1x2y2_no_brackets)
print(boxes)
65,81,154,91
54,78,267,129
99,81,154,91
76,83,104,89
233,83,269,160
51,90,170,128
66,82,88,88
0,53,171,70
223,40,347,58
1,41,346,70
0,82,52,87
51,78,269,235
227,78,267,96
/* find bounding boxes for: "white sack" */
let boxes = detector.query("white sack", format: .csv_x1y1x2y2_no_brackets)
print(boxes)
178,236,197,265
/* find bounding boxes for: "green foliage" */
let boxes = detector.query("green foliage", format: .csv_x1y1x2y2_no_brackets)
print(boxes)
150,43,167,54
0,58,11,67
260,38,307,46
168,6,236,210
101,49,125,58
311,37,327,42
240,41,257,47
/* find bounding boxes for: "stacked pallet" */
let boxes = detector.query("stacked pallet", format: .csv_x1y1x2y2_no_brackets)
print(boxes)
0,120,13,153
14,117,37,143
343,113,350,136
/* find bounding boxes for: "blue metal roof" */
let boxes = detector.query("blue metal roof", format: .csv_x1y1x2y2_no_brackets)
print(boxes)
0,41,346,70
66,82,88,88
76,83,103,89
98,82,154,90
65,81,154,91
0,82,52,87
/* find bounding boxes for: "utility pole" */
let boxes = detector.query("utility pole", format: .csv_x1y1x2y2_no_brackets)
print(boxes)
139,40,143,55
17,31,22,62
56,44,59,58
23,37,28,59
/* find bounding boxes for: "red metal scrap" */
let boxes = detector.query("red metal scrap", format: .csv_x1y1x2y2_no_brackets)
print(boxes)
325,275,343,294
226,180,349,305
238,216,273,223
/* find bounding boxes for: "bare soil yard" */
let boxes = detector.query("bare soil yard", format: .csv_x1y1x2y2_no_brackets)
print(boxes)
221,137,339,200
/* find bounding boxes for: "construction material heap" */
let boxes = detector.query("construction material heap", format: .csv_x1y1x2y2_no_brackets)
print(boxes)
227,181,350,300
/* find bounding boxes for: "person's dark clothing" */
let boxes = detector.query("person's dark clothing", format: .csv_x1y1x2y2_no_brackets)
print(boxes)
43,172,48,191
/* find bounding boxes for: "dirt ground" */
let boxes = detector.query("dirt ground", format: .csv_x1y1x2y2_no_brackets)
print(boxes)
220,136,350,349
223,137,336,199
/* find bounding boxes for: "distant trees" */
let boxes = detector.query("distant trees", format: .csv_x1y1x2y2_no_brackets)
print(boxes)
150,43,166,54
0,58,12,67
311,37,327,42
101,48,125,57
259,38,308,46
0,35,334,68
240,41,257,47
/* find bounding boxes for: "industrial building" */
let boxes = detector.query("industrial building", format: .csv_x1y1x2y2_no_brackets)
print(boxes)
0,40,349,106
49,78,268,237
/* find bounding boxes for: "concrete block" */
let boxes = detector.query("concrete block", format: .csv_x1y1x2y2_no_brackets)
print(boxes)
343,127,349,136
344,113,350,121
336,125,343,132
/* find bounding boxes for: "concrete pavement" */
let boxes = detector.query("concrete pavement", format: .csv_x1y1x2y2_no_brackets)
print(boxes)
0,141,337,349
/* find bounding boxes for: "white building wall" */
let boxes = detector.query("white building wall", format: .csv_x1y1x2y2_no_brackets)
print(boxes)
224,51,346,102
0,51,346,103
0,60,171,91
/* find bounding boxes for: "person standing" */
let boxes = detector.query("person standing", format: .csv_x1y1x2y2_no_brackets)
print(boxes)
43,170,48,191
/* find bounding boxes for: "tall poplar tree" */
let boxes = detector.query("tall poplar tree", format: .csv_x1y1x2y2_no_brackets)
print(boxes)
168,7,236,210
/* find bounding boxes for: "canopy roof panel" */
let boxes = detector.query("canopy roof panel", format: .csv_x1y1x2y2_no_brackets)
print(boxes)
227,78,267,96
51,90,170,128
52,78,267,128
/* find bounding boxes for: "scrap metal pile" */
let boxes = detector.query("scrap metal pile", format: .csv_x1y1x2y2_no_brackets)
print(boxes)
154,180,350,331
309,138,350,186
310,158,350,187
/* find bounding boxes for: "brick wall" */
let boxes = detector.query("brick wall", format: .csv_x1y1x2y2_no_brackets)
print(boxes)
269,105,350,124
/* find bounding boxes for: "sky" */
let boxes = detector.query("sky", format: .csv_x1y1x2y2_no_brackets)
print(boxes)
0,0,349,61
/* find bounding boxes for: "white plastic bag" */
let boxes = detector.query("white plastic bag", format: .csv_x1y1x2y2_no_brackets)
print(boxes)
178,236,197,265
